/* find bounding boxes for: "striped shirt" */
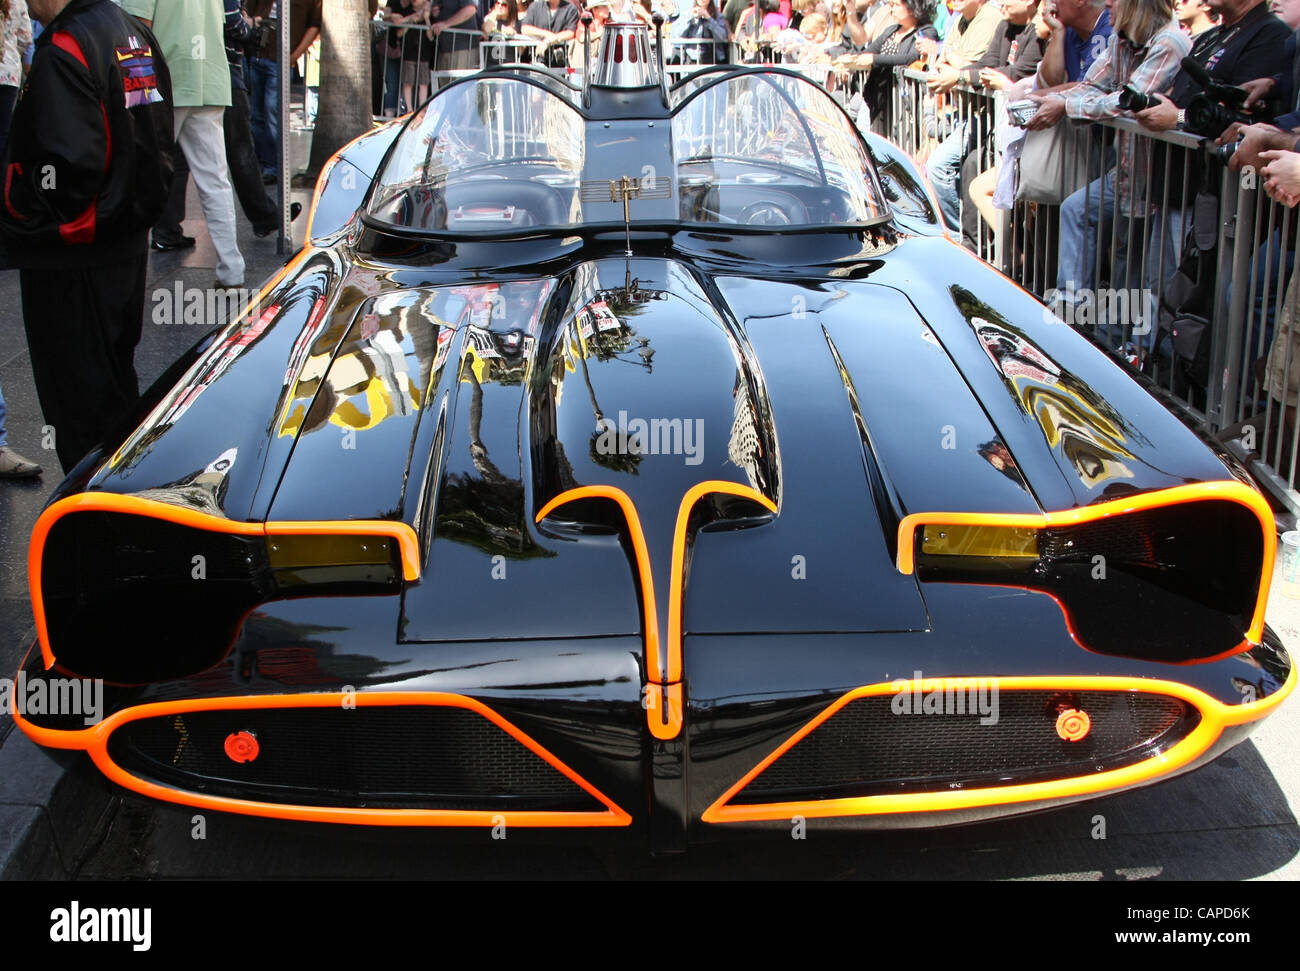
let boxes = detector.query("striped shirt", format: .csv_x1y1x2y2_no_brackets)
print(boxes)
1062,22,1190,214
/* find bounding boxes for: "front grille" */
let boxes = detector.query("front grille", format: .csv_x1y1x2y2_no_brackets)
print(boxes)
1040,512,1162,565
107,704,602,812
731,689,1198,804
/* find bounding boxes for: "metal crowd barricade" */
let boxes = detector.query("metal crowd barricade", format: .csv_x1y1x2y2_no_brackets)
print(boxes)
661,36,734,84
996,119,1299,512
481,34,542,70
432,28,486,87
372,16,483,118
882,70,1300,514
883,69,999,262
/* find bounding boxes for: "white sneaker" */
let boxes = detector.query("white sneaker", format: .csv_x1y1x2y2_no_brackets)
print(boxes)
0,446,42,479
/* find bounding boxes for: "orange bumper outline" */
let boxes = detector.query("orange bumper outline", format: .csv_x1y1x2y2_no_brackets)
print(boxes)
11,686,632,828
702,667,1296,824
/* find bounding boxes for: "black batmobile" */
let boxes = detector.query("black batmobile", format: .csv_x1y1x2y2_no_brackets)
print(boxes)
14,24,1293,852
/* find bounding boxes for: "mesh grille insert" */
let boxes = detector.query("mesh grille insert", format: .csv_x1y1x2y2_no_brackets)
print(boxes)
107,704,603,812
732,689,1198,804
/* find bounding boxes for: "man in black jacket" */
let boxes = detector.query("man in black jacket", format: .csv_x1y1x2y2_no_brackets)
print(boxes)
0,0,175,473
1136,0,1290,137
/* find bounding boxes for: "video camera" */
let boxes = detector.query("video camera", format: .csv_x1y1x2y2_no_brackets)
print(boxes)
1179,55,1261,138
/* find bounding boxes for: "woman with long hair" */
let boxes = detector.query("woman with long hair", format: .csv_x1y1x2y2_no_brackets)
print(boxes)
673,0,730,64
484,0,522,34
834,0,937,133
1027,0,1188,346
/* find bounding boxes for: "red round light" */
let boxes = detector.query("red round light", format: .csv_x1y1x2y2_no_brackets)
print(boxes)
224,730,260,763
1055,708,1091,742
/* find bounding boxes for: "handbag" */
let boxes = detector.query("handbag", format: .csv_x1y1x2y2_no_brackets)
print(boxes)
1016,120,1091,205
1148,192,1219,397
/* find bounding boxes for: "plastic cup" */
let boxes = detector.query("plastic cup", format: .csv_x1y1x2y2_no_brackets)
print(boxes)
1280,531,1300,599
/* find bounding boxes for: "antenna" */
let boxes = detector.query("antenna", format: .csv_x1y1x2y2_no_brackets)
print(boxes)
653,11,669,106
581,11,594,107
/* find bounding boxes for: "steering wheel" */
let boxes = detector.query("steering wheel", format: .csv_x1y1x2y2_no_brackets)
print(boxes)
737,201,794,226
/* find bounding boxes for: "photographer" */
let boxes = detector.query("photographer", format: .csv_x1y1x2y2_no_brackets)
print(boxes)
245,1,323,182
672,0,730,65
1031,0,1188,309
225,2,277,235
1220,0,1300,174
1133,0,1289,138
1125,0,1289,380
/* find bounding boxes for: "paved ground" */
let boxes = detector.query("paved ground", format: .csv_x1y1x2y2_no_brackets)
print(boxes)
0,142,1297,878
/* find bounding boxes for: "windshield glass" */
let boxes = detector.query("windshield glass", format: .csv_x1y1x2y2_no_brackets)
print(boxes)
367,70,888,235
367,77,585,232
673,73,887,227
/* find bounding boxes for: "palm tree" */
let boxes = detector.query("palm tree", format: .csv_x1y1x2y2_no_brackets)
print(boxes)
305,0,375,179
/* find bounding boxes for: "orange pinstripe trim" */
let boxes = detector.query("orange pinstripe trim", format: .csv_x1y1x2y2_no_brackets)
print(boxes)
537,481,777,741
668,481,778,684
646,683,683,741
11,689,631,828
535,486,660,682
30,493,422,669
702,666,1297,823
896,481,1276,644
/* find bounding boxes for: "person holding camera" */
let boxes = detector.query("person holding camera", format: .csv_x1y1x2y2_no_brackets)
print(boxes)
1028,0,1188,314
670,0,729,64
1220,0,1300,173
244,2,322,181
1130,0,1290,374
1132,0,1289,137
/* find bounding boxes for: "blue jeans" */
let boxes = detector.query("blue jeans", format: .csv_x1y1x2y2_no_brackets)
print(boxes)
1057,172,1117,298
926,119,968,231
246,56,279,174
0,377,7,448
383,56,401,114
1057,171,1164,350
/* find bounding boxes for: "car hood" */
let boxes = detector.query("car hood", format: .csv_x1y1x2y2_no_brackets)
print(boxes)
262,250,1224,643
92,241,1236,644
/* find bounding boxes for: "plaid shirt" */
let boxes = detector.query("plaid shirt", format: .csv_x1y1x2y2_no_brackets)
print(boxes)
1062,23,1190,214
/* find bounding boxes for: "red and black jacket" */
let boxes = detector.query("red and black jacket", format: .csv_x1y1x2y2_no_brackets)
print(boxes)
0,0,175,269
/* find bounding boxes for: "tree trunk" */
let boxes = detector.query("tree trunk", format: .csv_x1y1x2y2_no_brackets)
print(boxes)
305,0,374,180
